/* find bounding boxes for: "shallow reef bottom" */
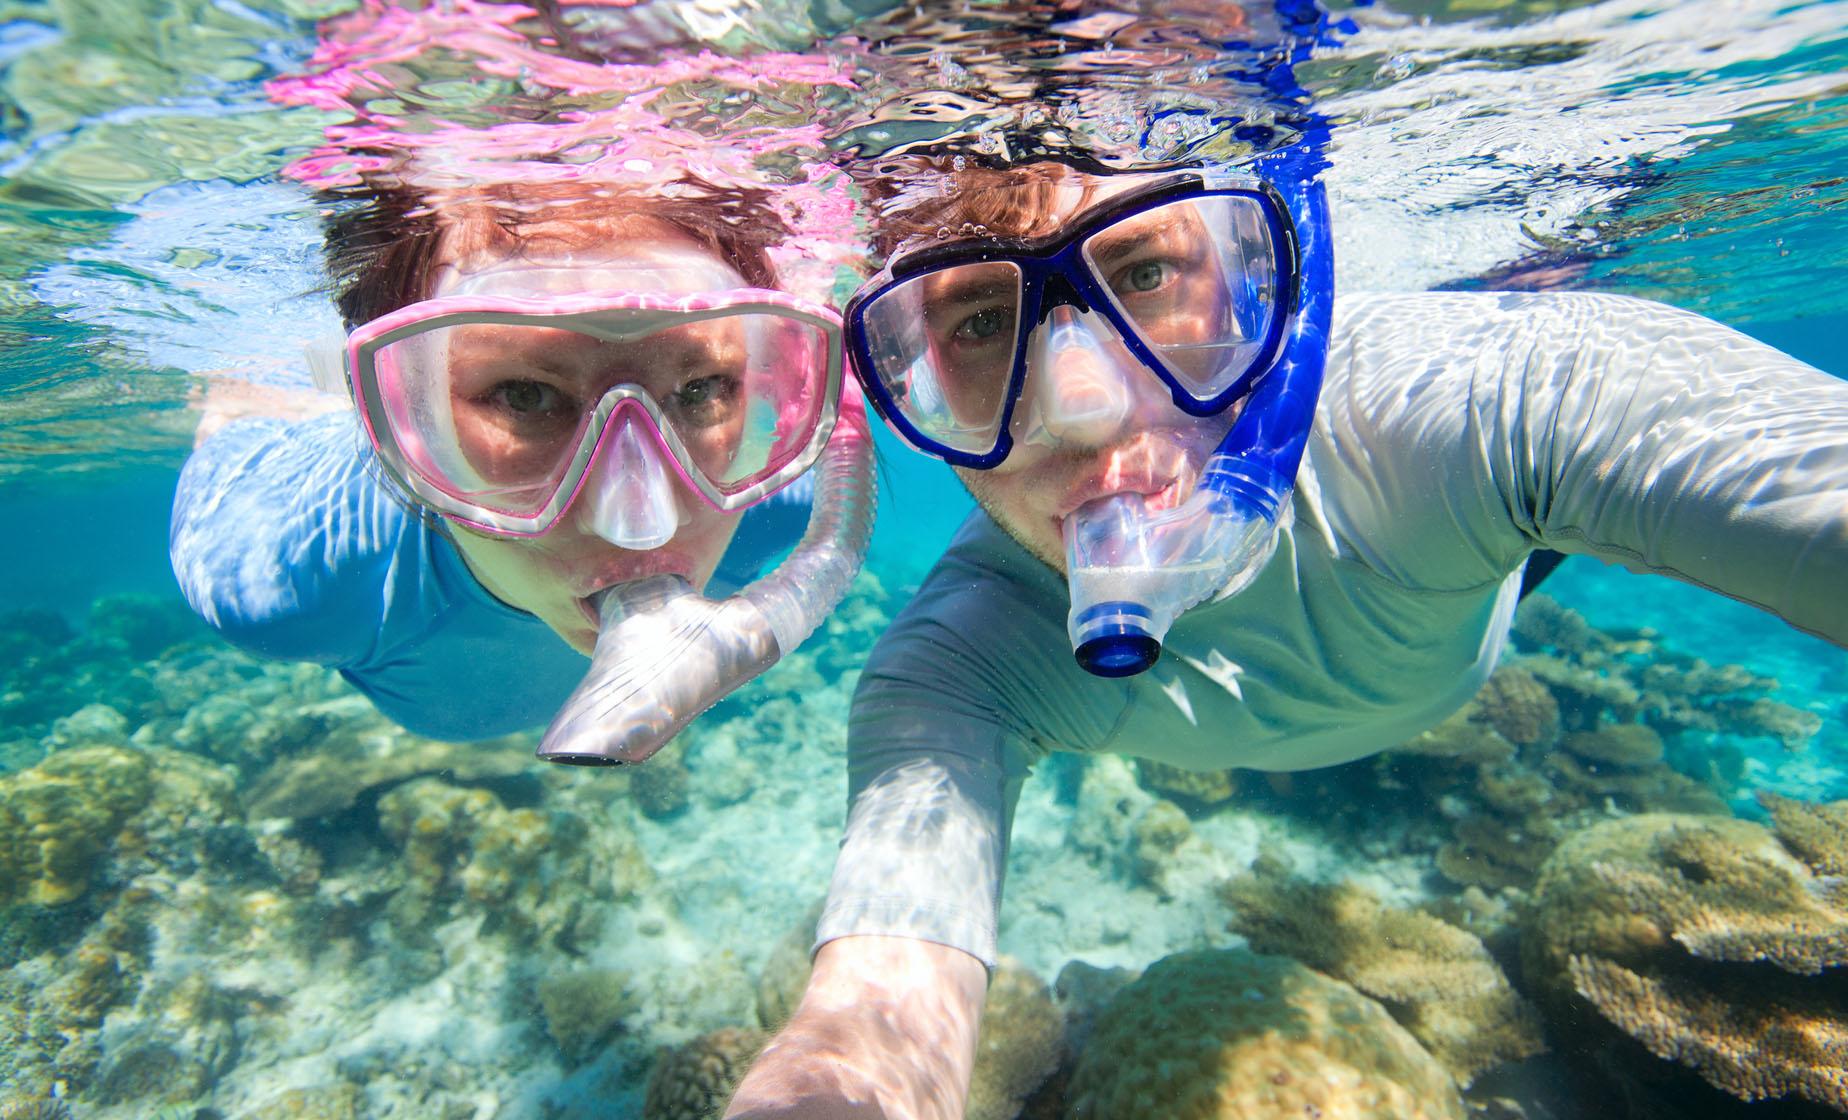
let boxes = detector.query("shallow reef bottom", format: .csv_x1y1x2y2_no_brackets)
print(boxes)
0,580,1843,1120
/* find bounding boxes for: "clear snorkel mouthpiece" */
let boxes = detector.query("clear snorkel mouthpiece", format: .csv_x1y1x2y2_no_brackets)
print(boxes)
1064,460,1282,676
536,394,876,765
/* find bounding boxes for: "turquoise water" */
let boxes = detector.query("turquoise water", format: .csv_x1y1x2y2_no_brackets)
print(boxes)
1,1,1846,1118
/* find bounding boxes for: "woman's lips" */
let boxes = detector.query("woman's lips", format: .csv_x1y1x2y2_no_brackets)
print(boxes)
572,552,696,629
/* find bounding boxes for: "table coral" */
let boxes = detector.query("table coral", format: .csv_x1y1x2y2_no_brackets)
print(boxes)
642,1025,767,1120
1522,810,1848,1110
1222,864,1544,1083
1064,949,1465,1120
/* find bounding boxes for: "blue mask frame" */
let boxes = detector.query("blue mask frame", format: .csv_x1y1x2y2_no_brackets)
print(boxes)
844,172,1304,470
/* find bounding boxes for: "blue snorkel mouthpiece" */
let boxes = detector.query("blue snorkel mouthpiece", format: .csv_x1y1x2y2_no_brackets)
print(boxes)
1064,153,1332,678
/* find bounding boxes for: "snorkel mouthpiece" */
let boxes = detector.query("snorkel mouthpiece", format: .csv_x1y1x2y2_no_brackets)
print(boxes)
1064,464,1280,676
537,577,780,765
535,395,877,766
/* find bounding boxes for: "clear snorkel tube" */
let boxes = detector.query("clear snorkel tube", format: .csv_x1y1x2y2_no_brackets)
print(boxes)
1064,154,1333,677
536,387,876,764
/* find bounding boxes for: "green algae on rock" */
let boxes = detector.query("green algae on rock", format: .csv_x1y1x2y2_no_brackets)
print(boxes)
1522,810,1848,1110
1064,949,1465,1120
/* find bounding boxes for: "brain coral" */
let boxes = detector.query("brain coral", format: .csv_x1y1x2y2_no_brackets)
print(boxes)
1063,949,1464,1120
1522,810,1848,1110
642,1025,767,1120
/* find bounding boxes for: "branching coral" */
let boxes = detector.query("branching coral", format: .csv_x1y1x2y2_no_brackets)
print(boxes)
1221,864,1543,1083
1063,949,1465,1120
643,1026,767,1120
1522,809,1848,1110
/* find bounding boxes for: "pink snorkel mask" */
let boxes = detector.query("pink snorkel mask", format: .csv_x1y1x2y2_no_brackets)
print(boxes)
318,260,875,766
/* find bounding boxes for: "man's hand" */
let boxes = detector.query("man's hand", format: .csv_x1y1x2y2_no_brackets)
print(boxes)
725,935,988,1120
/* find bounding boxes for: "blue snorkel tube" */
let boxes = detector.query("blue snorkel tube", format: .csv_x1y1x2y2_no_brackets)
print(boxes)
1065,141,1334,677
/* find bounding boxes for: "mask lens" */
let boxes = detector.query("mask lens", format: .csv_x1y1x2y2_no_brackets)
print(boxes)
1081,194,1280,400
860,262,1024,455
368,308,833,516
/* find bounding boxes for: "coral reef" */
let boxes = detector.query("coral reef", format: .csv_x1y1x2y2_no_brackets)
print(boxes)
1522,809,1848,1110
1133,759,1240,807
240,706,532,820
1128,799,1192,896
642,1026,768,1120
0,745,154,906
1064,949,1465,1120
537,968,636,1064
754,903,821,1030
376,776,618,947
968,960,1065,1120
1512,594,1821,751
1222,859,1544,1084
631,747,692,819
1369,649,1735,903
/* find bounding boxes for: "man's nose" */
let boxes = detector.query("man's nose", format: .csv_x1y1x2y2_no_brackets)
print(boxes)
1021,306,1137,446
575,409,687,550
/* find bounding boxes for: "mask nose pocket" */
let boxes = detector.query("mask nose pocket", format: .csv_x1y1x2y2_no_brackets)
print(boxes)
579,410,687,550
1019,306,1135,446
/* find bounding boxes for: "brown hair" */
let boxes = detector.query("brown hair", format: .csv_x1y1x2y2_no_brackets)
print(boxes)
853,159,1103,262
319,174,790,327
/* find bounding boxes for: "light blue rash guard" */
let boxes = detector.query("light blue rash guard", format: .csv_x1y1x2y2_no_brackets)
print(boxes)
169,411,810,742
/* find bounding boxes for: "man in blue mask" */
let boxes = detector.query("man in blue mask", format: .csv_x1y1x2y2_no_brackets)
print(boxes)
723,152,1848,1120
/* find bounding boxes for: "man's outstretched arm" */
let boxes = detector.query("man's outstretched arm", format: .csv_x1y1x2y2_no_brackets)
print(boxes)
725,935,988,1120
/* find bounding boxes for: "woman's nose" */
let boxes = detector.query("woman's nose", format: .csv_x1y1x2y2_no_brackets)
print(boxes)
1019,306,1138,447
574,409,687,550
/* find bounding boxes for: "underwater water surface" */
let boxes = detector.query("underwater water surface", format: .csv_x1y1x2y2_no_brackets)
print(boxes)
1,0,1846,1118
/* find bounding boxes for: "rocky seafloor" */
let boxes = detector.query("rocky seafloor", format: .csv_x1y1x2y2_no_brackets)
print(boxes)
0,573,1844,1120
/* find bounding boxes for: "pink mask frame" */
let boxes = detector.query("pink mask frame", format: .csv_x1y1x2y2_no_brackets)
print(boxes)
345,287,845,537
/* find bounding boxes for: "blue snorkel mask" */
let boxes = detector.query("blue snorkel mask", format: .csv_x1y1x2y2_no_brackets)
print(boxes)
845,147,1333,677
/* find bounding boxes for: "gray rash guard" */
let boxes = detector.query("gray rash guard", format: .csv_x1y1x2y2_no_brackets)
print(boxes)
817,291,1848,967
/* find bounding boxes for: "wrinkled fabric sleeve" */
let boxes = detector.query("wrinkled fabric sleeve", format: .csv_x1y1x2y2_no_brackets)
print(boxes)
1316,292,1848,646
816,515,1130,968
170,413,422,667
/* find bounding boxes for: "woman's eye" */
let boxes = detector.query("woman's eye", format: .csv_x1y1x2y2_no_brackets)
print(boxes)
1117,259,1172,294
673,375,739,415
952,305,1012,343
490,379,568,416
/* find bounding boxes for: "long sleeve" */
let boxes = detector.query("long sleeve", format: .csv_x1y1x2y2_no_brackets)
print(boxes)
1313,291,1848,646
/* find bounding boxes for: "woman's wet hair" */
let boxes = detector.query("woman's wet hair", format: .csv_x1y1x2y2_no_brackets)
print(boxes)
319,174,790,328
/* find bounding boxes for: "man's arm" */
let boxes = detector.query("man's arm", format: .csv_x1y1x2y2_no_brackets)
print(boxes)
729,516,1124,1120
1316,291,1848,645
725,936,988,1120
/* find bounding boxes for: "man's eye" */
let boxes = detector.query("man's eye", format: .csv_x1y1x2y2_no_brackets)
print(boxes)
491,380,568,416
952,305,1013,342
1115,260,1172,294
